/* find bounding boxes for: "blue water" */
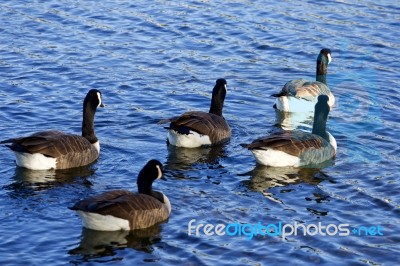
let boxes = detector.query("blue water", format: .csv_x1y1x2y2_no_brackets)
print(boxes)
0,0,399,265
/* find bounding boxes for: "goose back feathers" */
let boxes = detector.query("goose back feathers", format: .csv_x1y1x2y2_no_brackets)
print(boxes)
168,111,231,145
70,160,171,231
1,89,103,170
167,79,231,148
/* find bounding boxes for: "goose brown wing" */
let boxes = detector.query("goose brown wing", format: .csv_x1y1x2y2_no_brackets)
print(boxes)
245,131,327,157
170,111,231,143
2,131,93,158
294,82,331,99
70,190,168,229
281,79,331,101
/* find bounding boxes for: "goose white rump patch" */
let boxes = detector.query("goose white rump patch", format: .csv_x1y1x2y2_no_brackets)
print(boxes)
14,152,57,170
328,132,337,153
251,149,300,167
163,194,172,215
168,130,211,148
77,211,130,231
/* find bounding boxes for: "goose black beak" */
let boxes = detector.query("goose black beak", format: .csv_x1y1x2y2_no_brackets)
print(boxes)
100,103,105,107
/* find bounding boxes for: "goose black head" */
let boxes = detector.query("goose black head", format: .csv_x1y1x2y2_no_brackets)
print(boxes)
209,79,227,116
316,48,332,85
85,89,104,109
137,159,164,194
319,48,332,64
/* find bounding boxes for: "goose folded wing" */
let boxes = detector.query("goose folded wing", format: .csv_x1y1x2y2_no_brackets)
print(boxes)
295,82,330,99
245,131,326,157
3,131,92,158
170,112,216,136
72,190,164,215
170,111,230,142
279,80,329,101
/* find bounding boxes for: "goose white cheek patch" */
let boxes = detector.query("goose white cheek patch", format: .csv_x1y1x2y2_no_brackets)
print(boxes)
327,54,332,64
156,165,163,179
97,92,102,107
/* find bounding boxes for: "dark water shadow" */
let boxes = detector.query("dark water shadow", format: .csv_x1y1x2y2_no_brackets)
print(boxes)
3,166,95,198
69,225,162,263
165,144,226,172
240,164,331,203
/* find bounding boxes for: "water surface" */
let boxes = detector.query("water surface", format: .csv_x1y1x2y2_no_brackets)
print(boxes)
0,0,399,265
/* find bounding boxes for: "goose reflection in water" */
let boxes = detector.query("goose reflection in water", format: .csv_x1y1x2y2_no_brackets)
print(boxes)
69,225,162,262
165,144,226,171
274,108,314,131
4,166,94,195
241,164,331,203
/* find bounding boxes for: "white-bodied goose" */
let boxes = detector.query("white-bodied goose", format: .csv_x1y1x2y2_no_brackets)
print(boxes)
166,79,231,148
1,89,103,170
242,95,337,167
272,48,335,112
69,160,171,231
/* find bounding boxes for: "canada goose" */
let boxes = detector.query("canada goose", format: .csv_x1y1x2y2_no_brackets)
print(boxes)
166,79,231,148
1,89,103,170
69,159,171,231
272,48,335,112
242,95,337,167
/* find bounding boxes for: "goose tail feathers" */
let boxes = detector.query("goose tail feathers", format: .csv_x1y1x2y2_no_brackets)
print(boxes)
271,92,287,97
165,126,191,135
240,143,250,148
0,138,14,144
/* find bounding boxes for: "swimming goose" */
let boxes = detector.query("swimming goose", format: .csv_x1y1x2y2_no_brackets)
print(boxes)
1,89,103,170
166,79,231,148
69,159,171,231
242,95,337,167
272,48,335,112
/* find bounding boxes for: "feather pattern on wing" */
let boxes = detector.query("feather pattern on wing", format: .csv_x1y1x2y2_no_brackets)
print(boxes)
169,111,231,144
70,190,170,230
244,131,335,165
281,79,332,100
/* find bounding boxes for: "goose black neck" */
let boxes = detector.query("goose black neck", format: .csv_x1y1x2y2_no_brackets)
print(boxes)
316,54,329,85
137,170,153,195
138,184,152,195
312,99,330,142
82,100,98,144
209,85,226,117
137,178,165,203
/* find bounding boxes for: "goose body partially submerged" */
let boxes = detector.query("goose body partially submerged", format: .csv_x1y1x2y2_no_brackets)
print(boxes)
242,95,337,167
70,160,171,231
166,79,231,148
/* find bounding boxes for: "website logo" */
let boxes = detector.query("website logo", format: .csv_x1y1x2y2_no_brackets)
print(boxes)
187,219,383,240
